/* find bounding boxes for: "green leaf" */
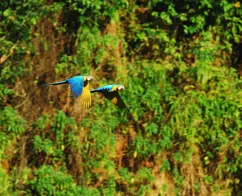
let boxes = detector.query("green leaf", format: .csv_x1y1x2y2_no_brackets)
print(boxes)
3,8,12,17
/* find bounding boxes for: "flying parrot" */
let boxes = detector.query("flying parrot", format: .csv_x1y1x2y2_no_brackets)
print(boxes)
91,84,126,109
41,75,93,109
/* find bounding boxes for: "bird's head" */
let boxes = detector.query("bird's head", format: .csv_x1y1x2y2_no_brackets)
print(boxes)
118,85,125,91
113,85,124,91
85,76,93,82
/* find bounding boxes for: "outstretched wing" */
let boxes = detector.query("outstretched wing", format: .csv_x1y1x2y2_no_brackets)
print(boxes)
67,76,84,97
102,91,126,109
90,85,112,93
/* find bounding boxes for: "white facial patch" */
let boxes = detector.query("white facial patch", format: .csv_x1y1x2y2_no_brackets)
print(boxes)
87,76,93,81
118,86,124,91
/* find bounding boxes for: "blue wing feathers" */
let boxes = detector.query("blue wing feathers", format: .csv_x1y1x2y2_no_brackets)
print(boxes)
90,86,110,93
67,76,84,97
41,75,86,98
91,85,120,93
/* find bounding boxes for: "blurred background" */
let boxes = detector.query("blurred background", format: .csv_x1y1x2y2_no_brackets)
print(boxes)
0,0,241,195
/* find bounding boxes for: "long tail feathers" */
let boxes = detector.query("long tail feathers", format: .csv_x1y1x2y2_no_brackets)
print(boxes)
40,80,68,86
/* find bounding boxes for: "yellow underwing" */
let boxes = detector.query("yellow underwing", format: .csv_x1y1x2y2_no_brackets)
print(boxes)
79,83,91,109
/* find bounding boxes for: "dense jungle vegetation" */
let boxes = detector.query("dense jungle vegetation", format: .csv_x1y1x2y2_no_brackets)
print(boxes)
0,0,242,195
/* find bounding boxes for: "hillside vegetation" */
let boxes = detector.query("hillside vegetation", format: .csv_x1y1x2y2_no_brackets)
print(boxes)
0,0,241,195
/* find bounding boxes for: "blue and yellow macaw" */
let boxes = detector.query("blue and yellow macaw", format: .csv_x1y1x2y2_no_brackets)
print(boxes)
91,84,126,109
42,75,92,109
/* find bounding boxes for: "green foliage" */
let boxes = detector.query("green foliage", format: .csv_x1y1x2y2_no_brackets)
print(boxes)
0,84,13,103
27,165,83,196
160,159,171,172
0,165,11,195
33,111,76,163
0,1,64,83
0,0,241,195
0,107,26,158
118,167,134,184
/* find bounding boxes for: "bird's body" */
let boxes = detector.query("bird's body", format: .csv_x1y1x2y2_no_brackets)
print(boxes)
41,75,92,109
91,84,126,109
